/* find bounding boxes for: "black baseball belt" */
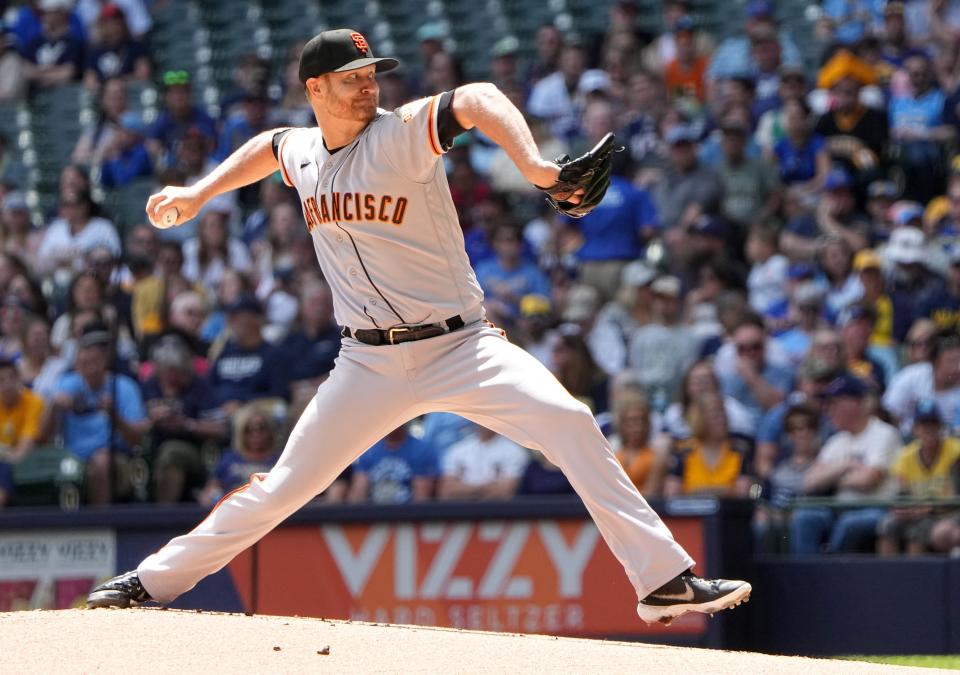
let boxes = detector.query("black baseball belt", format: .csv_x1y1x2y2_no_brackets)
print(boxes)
341,315,465,346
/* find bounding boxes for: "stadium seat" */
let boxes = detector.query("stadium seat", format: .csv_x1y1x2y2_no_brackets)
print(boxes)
10,444,84,509
100,178,156,234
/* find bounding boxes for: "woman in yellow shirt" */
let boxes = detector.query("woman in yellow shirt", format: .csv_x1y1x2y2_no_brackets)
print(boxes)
664,392,754,497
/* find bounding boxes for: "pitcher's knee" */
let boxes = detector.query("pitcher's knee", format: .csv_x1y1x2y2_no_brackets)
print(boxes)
552,398,601,436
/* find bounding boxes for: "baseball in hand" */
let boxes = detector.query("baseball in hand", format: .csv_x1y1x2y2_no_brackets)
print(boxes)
160,207,179,228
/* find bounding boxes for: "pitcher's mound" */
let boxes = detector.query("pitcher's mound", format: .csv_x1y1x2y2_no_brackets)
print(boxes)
0,608,937,673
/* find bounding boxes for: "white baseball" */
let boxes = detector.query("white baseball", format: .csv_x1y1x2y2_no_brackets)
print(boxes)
160,207,179,228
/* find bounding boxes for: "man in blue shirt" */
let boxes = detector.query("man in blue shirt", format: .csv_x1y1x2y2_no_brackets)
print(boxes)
755,357,837,479
215,91,270,162
889,52,954,202
49,326,149,504
347,425,439,504
147,70,217,167
821,0,886,46
99,111,153,189
475,223,551,324
718,313,793,425
707,2,802,82
564,173,659,302
208,295,286,412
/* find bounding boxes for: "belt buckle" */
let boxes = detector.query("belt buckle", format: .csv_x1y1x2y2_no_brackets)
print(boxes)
387,327,411,345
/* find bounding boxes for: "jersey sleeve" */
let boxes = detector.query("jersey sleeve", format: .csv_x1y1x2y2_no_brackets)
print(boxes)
272,128,303,188
380,90,467,182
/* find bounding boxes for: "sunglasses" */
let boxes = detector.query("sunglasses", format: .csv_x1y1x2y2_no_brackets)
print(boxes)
786,422,815,432
736,341,764,354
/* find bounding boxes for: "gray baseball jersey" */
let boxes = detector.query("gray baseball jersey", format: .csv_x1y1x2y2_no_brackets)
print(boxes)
136,87,698,618
275,92,484,329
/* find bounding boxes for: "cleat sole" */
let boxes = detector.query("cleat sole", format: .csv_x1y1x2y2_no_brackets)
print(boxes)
637,582,752,626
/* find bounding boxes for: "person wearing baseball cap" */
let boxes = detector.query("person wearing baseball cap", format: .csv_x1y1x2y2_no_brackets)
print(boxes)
790,370,901,553
663,15,708,105
628,274,701,404
814,50,885,172
706,0,802,81
880,225,943,337
852,248,898,376
99,111,153,189
84,2,151,88
297,29,399,84
208,292,286,413
836,301,888,392
864,179,899,239
24,0,86,89
587,261,658,374
149,69,216,157
917,244,960,333
877,397,960,555
114,26,755,624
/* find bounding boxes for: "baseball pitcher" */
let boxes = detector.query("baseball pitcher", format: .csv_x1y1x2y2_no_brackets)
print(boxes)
87,29,750,626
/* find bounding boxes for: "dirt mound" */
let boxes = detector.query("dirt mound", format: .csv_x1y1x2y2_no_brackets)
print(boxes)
0,608,941,674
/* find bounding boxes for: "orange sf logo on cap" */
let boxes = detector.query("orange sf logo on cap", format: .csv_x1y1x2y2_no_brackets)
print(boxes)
350,32,369,56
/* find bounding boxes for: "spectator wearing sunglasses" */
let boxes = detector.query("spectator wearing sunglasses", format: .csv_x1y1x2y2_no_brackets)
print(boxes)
718,312,793,422
754,402,823,552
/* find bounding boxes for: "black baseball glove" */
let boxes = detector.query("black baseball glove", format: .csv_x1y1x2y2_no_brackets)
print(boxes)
537,132,622,219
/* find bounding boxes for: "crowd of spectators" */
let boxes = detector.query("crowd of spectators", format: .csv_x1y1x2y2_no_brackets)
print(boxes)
0,0,959,558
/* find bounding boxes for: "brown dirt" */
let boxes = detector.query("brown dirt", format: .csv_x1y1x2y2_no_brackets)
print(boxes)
0,608,945,674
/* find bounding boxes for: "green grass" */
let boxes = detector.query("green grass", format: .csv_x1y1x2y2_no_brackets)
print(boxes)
838,655,960,670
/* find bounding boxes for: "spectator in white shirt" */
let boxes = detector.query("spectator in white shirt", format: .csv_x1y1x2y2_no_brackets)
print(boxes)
746,222,789,315
790,372,901,554
182,203,253,296
527,41,607,141
589,260,657,377
437,424,529,500
36,190,121,277
882,332,960,435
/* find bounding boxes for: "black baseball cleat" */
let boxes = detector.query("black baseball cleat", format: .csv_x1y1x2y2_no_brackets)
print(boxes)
86,570,153,609
636,570,751,626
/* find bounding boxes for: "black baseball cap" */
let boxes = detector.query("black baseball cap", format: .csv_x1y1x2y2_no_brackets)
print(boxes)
298,29,399,84
226,294,263,315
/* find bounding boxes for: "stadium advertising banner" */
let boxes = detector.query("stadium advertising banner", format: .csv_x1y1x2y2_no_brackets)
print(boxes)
231,517,706,637
0,530,115,611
